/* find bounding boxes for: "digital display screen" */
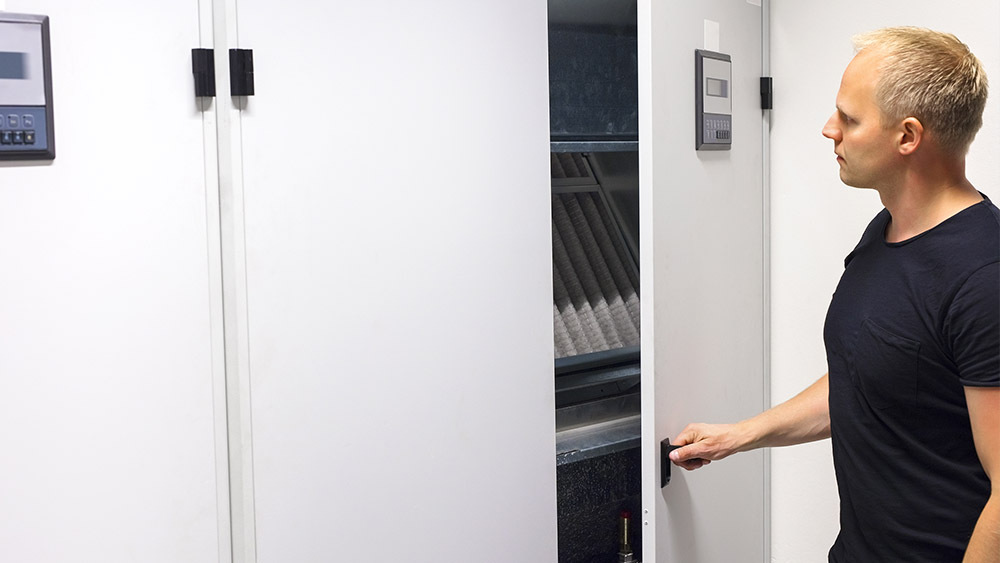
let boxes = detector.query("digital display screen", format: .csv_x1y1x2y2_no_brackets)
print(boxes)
706,77,728,98
0,52,29,80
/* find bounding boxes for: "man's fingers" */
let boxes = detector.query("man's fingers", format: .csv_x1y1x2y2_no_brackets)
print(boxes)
669,444,701,463
672,424,703,447
676,458,711,471
667,422,733,470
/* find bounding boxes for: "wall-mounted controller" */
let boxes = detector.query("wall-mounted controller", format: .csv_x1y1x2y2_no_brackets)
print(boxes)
695,49,731,151
0,13,54,160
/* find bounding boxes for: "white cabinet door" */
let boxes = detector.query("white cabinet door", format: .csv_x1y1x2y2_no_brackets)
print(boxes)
226,2,557,561
0,2,226,562
639,1,768,561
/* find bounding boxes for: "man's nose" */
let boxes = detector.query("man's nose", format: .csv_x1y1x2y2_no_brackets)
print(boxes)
821,115,840,141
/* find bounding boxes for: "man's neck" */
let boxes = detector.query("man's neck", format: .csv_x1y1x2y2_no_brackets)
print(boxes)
878,159,982,243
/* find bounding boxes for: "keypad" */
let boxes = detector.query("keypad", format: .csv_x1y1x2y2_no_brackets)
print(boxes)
0,129,36,144
703,115,732,144
0,106,47,154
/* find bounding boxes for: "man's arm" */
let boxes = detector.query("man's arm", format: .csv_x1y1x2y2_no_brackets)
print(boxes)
669,374,831,471
963,386,999,563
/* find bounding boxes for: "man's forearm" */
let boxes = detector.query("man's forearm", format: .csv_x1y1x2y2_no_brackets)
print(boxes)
671,374,832,469
738,374,831,452
964,493,999,562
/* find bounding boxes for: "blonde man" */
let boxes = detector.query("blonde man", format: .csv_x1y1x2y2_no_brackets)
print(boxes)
670,28,998,562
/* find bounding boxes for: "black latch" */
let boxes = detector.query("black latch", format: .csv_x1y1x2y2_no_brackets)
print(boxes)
191,48,215,98
230,49,255,96
760,76,773,110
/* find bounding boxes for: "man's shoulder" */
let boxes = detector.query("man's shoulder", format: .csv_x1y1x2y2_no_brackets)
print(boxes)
980,193,1000,228
926,197,999,298
956,196,1000,256
843,208,891,268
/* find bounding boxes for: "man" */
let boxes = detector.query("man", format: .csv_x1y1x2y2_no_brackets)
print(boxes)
669,27,999,562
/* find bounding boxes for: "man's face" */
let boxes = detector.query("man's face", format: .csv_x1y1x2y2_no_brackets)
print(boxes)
821,50,901,189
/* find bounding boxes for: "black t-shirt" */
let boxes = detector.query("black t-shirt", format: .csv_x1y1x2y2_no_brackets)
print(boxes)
824,196,1000,562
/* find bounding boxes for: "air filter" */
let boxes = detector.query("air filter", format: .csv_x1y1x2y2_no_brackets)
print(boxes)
552,190,639,359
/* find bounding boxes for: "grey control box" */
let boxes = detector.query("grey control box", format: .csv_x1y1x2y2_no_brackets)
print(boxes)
0,13,54,160
695,49,732,151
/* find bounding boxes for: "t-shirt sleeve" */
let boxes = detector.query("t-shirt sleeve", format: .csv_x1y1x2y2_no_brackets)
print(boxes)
945,261,1000,387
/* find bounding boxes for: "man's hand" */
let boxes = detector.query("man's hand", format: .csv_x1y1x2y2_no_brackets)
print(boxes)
668,374,832,472
668,422,750,471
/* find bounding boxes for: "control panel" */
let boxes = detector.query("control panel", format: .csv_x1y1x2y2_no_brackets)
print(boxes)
695,49,732,151
0,13,54,160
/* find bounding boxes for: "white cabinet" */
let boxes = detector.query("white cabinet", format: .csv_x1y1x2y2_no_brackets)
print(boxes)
1,1,769,561
0,2,226,561
218,1,558,561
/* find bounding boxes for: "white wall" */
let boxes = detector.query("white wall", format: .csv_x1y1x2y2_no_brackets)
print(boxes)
769,1,1000,561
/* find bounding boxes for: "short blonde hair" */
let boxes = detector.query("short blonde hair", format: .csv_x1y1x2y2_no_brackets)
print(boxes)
853,27,988,155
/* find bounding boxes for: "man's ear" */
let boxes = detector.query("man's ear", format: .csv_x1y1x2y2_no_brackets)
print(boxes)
898,117,924,155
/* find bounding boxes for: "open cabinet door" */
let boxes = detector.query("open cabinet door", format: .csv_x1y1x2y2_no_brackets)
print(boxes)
214,1,557,561
639,1,768,561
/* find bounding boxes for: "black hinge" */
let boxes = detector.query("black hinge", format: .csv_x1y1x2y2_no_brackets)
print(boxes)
230,49,255,96
760,76,773,110
191,48,215,98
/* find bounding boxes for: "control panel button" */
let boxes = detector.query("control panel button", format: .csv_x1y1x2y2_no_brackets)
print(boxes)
12,131,24,144
22,115,34,128
6,115,18,128
24,130,35,144
1,131,12,144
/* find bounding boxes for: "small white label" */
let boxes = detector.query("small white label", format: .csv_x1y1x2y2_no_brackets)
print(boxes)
704,19,720,52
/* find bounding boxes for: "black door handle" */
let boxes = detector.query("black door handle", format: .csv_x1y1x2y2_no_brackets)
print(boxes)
661,438,705,487
661,439,681,487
